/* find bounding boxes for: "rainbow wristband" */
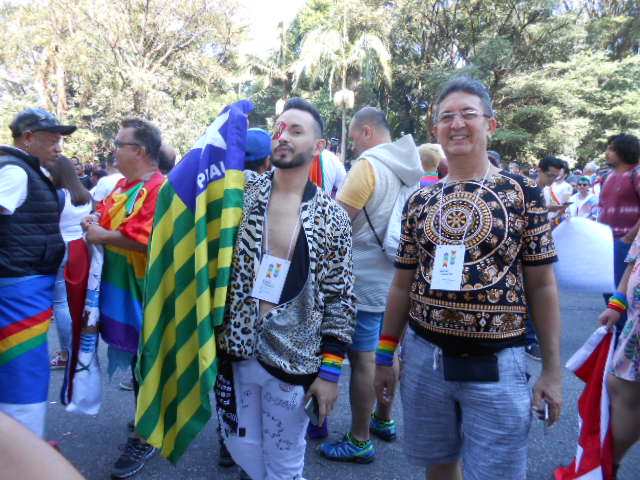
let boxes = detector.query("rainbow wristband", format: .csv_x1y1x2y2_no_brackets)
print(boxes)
376,335,399,366
318,353,345,383
608,292,628,313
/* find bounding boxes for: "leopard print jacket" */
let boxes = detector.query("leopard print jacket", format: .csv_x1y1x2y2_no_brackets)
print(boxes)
217,170,356,377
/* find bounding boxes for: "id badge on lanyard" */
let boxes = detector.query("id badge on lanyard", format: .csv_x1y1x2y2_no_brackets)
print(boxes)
251,254,291,304
431,167,490,292
431,244,466,291
251,208,299,304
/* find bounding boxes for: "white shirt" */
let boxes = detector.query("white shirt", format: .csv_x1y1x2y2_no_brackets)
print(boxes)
320,150,347,197
0,165,28,215
568,192,598,218
544,181,573,222
91,173,123,202
59,189,92,242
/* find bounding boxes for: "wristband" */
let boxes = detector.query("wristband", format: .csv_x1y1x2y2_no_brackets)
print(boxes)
608,292,628,313
376,335,399,366
318,353,344,383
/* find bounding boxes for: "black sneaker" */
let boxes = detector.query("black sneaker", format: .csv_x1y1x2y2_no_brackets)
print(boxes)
525,343,542,362
111,437,157,479
218,439,235,467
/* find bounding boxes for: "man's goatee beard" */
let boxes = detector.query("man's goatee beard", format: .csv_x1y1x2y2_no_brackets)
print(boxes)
272,152,312,170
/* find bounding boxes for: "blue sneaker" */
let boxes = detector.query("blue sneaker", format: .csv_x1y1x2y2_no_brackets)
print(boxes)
370,413,397,442
319,432,375,463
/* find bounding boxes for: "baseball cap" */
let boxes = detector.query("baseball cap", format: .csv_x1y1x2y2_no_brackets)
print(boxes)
245,128,271,162
9,108,77,137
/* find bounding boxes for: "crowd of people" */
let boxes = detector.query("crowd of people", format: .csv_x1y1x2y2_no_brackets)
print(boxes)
0,76,639,480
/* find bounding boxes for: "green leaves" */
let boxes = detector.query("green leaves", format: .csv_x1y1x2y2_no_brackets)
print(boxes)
2,0,638,166
0,0,244,156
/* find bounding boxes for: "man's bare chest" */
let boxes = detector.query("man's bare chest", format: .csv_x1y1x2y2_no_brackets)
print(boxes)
265,198,301,260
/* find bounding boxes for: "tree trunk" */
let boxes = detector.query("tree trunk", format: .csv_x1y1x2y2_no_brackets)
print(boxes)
340,1,348,164
34,52,52,111
133,89,143,115
54,56,67,119
341,107,347,164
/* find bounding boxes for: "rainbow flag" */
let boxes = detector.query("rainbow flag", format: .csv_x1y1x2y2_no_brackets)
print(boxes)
135,100,251,463
98,170,166,360
309,153,325,189
0,275,55,405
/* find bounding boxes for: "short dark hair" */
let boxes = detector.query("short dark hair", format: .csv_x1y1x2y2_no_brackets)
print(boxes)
351,106,390,134
607,133,640,165
120,118,162,163
92,169,108,180
282,97,324,138
538,155,564,172
435,76,494,121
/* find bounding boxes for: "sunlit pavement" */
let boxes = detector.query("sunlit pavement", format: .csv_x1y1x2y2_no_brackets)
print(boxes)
46,290,639,479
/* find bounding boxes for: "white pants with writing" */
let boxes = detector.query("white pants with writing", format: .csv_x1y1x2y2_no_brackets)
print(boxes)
224,358,308,480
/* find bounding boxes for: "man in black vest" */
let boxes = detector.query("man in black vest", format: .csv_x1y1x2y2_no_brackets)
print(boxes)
0,108,75,437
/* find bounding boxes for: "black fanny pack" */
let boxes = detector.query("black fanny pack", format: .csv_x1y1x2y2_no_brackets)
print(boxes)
442,352,499,382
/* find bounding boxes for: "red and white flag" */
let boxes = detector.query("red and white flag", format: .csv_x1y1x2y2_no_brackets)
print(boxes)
554,326,616,480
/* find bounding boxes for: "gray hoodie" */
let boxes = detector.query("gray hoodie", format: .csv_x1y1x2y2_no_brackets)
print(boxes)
350,134,423,312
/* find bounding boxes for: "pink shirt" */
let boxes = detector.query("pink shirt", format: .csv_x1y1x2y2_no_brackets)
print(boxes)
598,167,640,238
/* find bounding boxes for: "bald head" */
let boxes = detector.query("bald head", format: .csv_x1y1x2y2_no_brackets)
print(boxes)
351,107,390,133
349,106,392,157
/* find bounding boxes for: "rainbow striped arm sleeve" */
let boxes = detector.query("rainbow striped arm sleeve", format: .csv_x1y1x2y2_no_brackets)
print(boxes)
376,335,399,366
608,292,628,313
318,353,345,383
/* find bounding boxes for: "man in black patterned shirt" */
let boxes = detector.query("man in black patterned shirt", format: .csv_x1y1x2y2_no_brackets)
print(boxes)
374,77,563,480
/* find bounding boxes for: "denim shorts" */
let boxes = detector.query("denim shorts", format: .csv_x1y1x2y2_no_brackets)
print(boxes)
349,310,384,351
400,328,532,480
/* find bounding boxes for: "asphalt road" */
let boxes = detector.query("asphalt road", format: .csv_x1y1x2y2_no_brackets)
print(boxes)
45,290,639,480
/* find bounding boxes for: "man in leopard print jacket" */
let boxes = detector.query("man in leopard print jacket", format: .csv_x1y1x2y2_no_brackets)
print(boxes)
217,97,355,479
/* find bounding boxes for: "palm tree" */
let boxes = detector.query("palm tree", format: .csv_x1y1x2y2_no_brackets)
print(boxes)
290,1,391,160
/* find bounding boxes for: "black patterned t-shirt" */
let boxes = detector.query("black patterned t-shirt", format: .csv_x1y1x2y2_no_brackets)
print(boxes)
395,170,557,354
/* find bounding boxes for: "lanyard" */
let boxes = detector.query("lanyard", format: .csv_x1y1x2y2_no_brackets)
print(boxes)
438,165,491,245
263,209,300,261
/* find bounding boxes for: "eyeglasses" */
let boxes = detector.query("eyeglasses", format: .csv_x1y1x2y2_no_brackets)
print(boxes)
113,140,141,149
436,109,491,125
577,183,591,187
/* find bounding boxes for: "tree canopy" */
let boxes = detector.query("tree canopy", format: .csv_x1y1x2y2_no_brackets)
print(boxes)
1,0,638,166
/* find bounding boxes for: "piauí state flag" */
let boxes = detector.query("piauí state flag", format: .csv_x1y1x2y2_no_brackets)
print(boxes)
554,326,615,480
135,100,251,463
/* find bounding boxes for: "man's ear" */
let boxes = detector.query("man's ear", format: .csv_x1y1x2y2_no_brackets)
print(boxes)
138,145,149,161
314,138,326,157
21,131,34,146
486,117,498,138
